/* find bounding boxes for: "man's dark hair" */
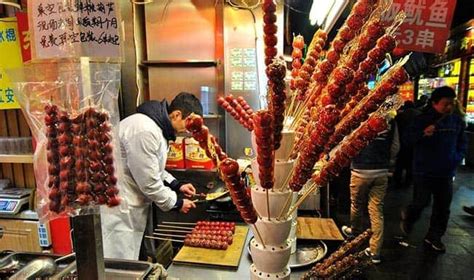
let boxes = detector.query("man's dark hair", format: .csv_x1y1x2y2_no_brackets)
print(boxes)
169,92,203,118
430,86,456,103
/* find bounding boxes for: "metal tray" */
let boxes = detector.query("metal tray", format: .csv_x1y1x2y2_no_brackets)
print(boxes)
103,259,153,280
0,252,153,279
0,252,60,276
247,237,327,268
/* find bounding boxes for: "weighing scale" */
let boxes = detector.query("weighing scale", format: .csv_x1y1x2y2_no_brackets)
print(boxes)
0,188,32,215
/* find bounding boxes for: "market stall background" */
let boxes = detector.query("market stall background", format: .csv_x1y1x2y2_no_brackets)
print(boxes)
0,0,473,279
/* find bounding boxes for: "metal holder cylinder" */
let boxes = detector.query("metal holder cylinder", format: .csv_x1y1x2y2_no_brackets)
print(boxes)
71,207,105,280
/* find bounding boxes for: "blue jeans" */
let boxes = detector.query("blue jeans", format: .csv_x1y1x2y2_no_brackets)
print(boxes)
405,176,453,240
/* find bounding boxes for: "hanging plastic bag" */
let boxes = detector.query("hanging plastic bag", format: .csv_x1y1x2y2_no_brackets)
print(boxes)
9,61,125,223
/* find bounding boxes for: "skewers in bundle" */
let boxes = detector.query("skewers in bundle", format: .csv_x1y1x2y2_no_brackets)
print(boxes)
303,251,373,279
288,105,339,193
336,11,406,110
339,85,370,119
293,30,327,102
303,230,373,279
154,230,233,244
311,0,377,87
339,11,406,119
312,3,402,112
287,95,404,216
325,65,408,152
288,0,379,158
44,103,120,213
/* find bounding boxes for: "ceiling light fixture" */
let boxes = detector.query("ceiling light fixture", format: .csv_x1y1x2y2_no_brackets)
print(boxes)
309,0,349,32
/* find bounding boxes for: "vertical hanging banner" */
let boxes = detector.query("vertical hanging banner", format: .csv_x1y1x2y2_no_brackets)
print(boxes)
0,17,23,109
16,11,32,62
382,0,457,54
28,0,122,60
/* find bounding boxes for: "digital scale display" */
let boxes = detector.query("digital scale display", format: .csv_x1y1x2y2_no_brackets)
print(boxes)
0,200,18,212
0,188,31,215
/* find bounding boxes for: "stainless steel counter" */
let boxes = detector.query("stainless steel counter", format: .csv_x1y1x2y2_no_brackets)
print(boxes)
167,232,311,280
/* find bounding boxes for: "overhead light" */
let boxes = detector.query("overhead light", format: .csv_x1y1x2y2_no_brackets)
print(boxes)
0,0,21,9
309,0,334,26
324,0,348,32
309,0,349,32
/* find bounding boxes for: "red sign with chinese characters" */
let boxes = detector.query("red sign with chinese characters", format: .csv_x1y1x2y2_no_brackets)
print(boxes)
15,11,31,62
382,0,457,54
398,81,415,102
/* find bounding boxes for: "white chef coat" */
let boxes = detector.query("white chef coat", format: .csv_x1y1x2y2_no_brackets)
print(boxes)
101,113,178,260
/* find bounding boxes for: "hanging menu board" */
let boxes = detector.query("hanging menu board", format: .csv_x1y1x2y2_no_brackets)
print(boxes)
28,0,122,60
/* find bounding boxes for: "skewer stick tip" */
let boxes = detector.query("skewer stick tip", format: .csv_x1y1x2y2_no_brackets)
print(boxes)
252,224,266,249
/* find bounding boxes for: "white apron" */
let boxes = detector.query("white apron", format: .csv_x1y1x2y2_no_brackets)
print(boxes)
101,114,177,260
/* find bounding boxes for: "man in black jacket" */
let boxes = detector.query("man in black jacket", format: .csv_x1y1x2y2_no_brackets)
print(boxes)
400,86,466,253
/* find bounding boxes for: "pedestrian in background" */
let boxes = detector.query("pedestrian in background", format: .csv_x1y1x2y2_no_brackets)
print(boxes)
400,86,466,253
342,121,399,264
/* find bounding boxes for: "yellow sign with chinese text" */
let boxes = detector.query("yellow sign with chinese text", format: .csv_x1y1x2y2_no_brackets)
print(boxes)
0,17,23,109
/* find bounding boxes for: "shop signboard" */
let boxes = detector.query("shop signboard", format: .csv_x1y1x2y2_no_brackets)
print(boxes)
0,17,23,110
382,0,456,54
28,0,121,60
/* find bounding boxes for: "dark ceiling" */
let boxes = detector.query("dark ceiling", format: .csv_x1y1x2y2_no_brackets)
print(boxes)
284,0,474,53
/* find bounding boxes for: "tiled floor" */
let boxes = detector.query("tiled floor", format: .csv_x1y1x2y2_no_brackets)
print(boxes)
333,167,474,280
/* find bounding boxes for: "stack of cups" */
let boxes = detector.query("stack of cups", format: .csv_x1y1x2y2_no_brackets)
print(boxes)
249,130,296,280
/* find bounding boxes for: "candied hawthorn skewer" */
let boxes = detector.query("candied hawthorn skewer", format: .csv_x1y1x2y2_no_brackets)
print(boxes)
263,0,278,66
253,110,275,189
218,96,254,131
266,59,287,150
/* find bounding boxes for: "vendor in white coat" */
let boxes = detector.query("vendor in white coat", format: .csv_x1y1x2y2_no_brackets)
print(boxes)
101,92,201,260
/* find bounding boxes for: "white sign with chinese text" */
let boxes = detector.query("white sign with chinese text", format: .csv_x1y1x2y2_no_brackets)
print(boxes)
29,0,121,59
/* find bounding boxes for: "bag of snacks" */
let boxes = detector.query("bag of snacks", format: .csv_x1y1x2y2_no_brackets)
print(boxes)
9,61,124,222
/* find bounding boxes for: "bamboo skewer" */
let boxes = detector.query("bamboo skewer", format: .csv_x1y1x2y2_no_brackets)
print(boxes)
286,183,318,219
145,235,184,243
281,166,295,191
153,232,186,239
155,228,193,234
162,221,196,226
285,92,297,119
252,224,266,249
275,164,297,220
266,189,271,220
155,224,195,230
278,192,294,220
